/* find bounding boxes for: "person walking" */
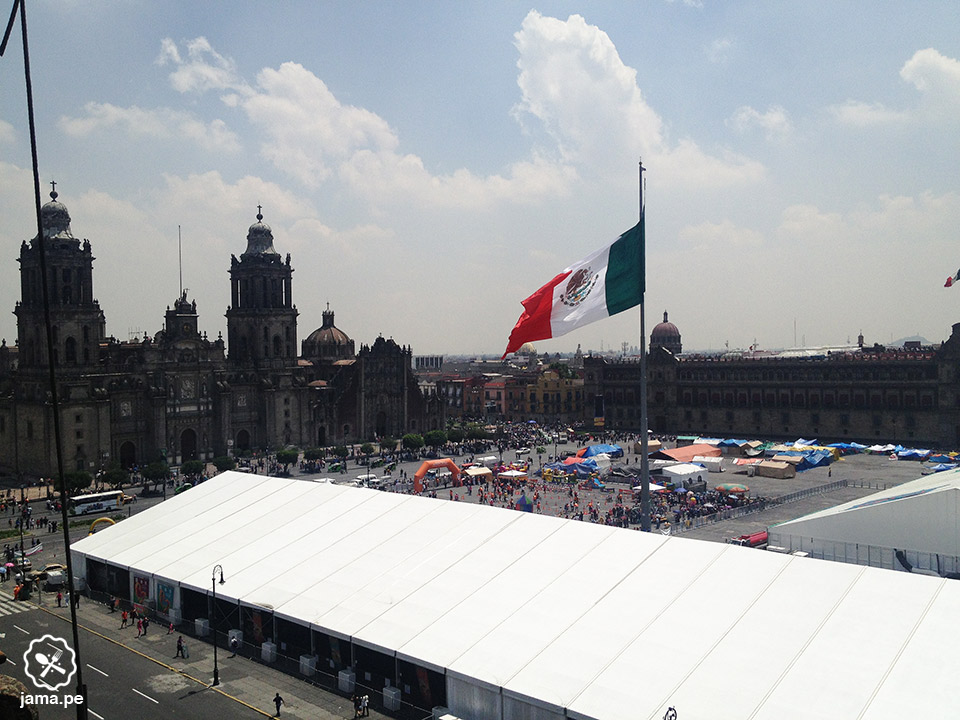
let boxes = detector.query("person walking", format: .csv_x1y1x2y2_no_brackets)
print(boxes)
142,616,149,635
229,636,238,657
175,635,185,658
120,609,128,628
56,591,62,607
136,619,143,637
273,692,284,716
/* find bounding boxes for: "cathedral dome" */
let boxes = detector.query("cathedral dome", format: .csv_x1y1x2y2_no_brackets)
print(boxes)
650,311,682,354
302,307,355,361
242,207,278,257
38,187,75,241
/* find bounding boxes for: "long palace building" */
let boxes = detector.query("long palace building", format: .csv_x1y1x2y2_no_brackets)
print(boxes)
582,313,960,449
0,188,442,479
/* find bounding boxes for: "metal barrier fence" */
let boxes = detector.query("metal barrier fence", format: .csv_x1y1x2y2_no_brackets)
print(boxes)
669,479,850,535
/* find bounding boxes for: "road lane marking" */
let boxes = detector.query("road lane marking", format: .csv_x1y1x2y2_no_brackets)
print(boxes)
13,624,29,634
132,687,158,704
88,710,104,719
87,663,109,677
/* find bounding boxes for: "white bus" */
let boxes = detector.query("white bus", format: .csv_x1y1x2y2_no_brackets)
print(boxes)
70,491,127,515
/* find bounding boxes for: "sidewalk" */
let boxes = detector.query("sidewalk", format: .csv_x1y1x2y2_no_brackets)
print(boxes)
14,590,392,720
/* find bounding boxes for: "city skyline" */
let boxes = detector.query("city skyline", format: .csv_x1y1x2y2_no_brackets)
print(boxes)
1,2,958,356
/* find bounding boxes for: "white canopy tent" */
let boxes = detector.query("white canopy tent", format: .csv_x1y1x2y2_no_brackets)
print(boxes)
72,472,960,720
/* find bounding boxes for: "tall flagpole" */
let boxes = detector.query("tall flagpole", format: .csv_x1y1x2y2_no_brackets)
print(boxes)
639,160,650,531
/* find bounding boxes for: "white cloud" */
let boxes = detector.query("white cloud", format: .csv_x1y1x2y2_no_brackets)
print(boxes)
512,12,763,188
727,105,793,139
157,36,245,94
707,37,733,65
0,119,14,144
59,102,241,153
679,219,765,251
828,100,909,127
830,48,960,127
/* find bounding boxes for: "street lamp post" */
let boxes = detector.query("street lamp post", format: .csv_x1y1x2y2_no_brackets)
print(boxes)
211,564,225,686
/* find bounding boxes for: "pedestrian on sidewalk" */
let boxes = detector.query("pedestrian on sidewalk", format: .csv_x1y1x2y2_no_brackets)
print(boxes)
175,635,185,658
142,617,149,635
273,692,284,716
136,619,143,637
229,636,238,657
120,610,128,628
56,591,62,607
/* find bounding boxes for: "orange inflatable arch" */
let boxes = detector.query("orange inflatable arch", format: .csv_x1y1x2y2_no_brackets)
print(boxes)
413,458,461,493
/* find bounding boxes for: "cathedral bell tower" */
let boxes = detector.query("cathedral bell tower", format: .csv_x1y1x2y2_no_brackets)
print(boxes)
225,207,298,366
14,185,107,369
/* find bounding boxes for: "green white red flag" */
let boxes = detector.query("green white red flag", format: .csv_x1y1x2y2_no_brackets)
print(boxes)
945,268,960,287
503,215,644,358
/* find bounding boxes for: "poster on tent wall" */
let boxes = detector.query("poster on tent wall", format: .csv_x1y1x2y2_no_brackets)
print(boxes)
157,582,174,613
133,575,150,603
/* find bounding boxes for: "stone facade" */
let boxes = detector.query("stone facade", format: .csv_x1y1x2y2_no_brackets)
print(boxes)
0,190,441,479
583,323,960,449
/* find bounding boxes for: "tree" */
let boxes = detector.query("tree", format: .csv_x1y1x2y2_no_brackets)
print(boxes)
360,442,376,466
424,430,447,449
402,433,424,452
464,423,488,440
141,461,171,493
303,447,325,462
446,427,464,443
379,437,397,454
101,463,128,489
181,460,205,480
211,455,236,472
333,445,349,468
65,470,92,494
275,449,300,473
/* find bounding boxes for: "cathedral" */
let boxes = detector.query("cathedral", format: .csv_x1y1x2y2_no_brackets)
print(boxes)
0,189,442,479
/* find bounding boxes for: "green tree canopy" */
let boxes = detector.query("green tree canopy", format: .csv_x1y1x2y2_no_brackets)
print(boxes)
446,427,464,443
402,433,424,451
464,423,488,440
275,449,300,470
101,463,128,489
303,447,325,461
180,460,205,478
333,445,349,461
65,470,93,494
424,430,447,448
211,455,236,472
360,442,376,458
379,437,397,453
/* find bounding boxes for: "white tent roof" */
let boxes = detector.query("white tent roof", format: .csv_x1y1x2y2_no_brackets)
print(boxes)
72,472,960,720
769,467,960,556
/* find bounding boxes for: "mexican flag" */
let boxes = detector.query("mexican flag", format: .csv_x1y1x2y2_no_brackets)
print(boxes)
503,215,644,358
945,268,960,287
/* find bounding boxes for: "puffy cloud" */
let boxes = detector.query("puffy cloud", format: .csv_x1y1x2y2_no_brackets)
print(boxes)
59,102,241,153
157,36,245,94
830,48,960,126
512,12,763,188
828,100,909,127
679,219,765,251
727,105,793,139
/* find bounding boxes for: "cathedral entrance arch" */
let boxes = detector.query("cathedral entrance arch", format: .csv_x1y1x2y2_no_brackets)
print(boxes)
316,426,326,447
236,429,251,452
375,411,387,438
180,428,198,462
119,441,136,469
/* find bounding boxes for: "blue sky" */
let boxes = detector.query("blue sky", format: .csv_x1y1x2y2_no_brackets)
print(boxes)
1,1,958,355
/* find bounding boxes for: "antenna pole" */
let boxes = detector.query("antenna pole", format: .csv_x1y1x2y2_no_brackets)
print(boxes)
178,224,183,296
